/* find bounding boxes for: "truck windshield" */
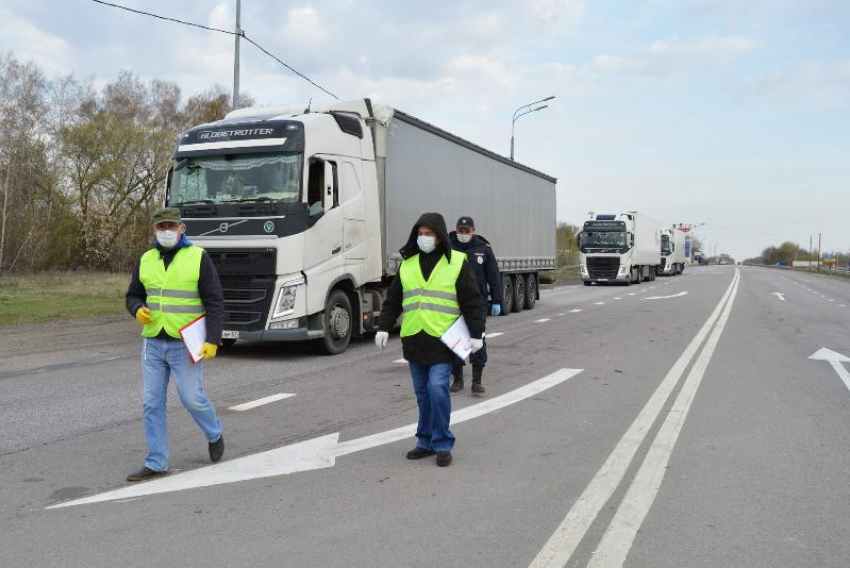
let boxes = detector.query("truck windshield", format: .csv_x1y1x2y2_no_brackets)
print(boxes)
579,231,628,253
661,235,671,255
168,153,302,205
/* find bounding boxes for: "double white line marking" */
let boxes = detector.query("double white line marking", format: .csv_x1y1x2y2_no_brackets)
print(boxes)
531,268,741,568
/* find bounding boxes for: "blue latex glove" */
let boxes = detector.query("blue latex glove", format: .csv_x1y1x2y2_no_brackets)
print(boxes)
491,304,502,317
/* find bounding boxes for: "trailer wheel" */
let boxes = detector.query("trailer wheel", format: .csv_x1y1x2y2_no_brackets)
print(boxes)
513,275,526,313
317,289,353,355
650,268,656,282
500,276,513,315
524,274,537,309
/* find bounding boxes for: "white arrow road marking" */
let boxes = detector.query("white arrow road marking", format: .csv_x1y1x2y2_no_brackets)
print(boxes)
229,393,296,412
772,292,786,301
641,291,689,301
49,368,583,509
569,309,583,313
594,302,605,305
535,319,551,323
530,269,739,568
809,348,850,392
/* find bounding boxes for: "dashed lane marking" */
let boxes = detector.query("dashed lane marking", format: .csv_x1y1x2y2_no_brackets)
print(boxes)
535,319,551,323
229,393,296,412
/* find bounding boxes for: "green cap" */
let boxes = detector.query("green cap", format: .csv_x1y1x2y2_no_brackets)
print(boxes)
152,207,182,225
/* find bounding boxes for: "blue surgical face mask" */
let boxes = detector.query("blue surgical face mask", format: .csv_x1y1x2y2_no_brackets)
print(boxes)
417,235,436,253
457,233,472,244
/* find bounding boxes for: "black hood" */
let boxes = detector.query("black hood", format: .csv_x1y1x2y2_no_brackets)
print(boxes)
400,212,453,260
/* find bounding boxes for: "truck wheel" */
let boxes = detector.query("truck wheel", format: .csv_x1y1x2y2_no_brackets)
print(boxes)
318,289,352,355
220,338,236,350
524,274,537,309
513,275,526,313
650,268,656,281
584,281,592,286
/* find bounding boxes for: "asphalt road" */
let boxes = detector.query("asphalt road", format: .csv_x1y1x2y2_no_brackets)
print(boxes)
1,265,848,567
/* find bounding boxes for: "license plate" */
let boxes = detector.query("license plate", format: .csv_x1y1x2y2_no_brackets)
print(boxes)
221,330,240,339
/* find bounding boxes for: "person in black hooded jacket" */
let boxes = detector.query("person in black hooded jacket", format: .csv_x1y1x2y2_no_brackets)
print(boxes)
375,213,485,467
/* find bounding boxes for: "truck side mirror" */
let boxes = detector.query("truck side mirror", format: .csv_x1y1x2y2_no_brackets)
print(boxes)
629,233,635,248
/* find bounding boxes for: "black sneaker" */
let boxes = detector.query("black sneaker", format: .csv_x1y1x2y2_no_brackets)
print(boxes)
406,447,436,460
127,466,167,482
449,379,464,393
471,381,486,394
436,451,453,467
209,435,225,463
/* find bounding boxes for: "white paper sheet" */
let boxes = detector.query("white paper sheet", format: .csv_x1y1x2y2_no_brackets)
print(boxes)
179,315,207,365
441,316,472,361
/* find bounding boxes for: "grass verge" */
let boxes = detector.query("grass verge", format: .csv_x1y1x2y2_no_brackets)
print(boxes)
0,272,129,328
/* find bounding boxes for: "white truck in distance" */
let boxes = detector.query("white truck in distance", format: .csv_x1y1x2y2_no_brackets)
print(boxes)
166,99,557,354
659,228,686,276
578,212,661,285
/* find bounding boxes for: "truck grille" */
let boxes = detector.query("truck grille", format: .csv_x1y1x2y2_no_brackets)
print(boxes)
587,257,620,279
205,249,277,332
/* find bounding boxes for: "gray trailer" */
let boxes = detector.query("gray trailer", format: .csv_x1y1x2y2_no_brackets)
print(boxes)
374,107,557,313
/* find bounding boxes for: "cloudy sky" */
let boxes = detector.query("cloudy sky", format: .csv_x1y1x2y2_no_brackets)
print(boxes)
2,0,849,260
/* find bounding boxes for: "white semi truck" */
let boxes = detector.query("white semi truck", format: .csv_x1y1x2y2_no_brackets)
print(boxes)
578,212,661,285
659,228,686,276
165,99,556,354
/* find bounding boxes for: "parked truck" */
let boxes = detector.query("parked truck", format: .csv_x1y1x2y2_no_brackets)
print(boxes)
577,212,661,285
165,99,556,354
659,227,686,276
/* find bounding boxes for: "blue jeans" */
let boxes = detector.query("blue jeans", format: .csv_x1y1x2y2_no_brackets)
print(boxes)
141,338,222,471
408,362,455,452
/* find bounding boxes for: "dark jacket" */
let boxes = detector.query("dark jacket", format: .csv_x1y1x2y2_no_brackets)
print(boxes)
449,232,502,305
125,234,224,345
378,213,485,365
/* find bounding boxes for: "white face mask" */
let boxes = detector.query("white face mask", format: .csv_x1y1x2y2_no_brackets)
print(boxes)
457,233,472,244
156,230,180,249
417,235,436,254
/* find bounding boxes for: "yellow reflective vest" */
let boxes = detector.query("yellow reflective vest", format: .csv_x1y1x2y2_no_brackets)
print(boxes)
139,245,205,338
399,252,466,338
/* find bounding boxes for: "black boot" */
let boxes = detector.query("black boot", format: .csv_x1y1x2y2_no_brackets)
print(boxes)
471,366,485,393
449,367,464,392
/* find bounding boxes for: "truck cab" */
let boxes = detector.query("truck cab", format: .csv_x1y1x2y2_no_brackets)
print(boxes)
166,100,382,354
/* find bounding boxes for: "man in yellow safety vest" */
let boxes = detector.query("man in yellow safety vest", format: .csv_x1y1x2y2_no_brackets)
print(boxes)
375,213,486,467
124,207,225,481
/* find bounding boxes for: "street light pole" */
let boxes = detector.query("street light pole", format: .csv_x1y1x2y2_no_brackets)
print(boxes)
232,0,242,110
510,96,555,160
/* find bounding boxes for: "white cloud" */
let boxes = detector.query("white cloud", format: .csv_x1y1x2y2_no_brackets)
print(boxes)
281,7,329,45
744,59,850,107
0,7,73,74
648,34,762,57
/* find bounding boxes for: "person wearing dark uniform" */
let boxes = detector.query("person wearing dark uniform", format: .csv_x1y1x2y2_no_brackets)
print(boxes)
125,207,225,482
375,213,485,467
449,216,502,394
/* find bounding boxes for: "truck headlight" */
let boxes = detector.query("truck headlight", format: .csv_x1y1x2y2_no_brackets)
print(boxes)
273,277,304,319
618,266,628,276
580,265,588,277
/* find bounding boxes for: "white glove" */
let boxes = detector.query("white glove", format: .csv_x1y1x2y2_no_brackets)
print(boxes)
375,331,389,350
470,338,484,353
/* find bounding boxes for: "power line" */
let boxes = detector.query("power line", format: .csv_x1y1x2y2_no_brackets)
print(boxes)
90,0,338,100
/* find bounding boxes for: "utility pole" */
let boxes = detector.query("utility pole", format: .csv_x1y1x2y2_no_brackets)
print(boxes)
232,0,242,110
817,232,822,272
809,235,813,271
